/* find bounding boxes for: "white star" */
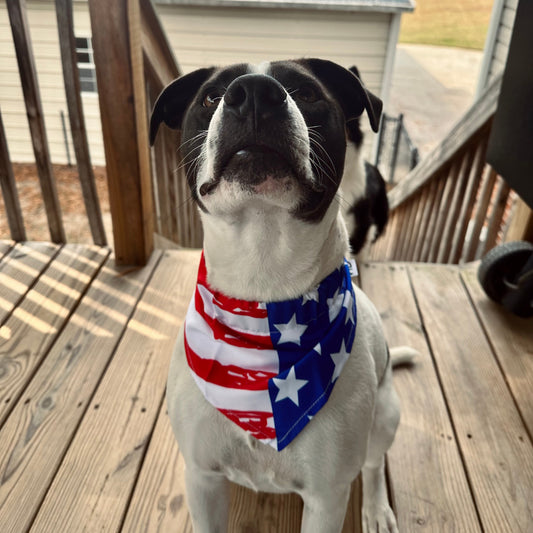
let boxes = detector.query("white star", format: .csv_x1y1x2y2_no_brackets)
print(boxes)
327,289,344,322
313,343,322,355
274,314,307,345
302,288,319,304
331,339,350,382
343,291,355,326
272,367,308,406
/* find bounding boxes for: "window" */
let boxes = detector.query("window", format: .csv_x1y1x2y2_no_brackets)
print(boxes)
75,36,97,93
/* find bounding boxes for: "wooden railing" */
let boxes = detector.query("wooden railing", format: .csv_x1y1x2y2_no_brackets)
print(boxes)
2,0,106,245
88,0,204,265
8,1,528,267
368,74,531,264
88,0,194,265
2,0,201,265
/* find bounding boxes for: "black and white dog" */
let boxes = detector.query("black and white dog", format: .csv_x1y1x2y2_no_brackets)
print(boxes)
341,66,389,255
150,59,401,533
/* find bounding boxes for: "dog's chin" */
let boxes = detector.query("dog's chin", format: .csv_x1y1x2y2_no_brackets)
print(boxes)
223,147,295,187
199,148,303,212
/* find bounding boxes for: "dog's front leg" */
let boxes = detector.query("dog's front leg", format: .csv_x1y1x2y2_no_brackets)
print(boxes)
300,485,351,533
185,467,229,533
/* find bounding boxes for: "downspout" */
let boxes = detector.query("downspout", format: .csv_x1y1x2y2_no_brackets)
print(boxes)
372,12,401,163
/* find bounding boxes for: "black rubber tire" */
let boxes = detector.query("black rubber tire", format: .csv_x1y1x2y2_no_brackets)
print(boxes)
478,241,533,303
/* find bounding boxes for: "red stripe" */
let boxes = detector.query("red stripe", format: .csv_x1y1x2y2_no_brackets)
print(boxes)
195,287,273,350
185,331,277,390
219,408,277,440
198,254,268,319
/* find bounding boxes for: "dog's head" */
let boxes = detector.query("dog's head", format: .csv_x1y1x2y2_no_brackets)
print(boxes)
150,59,382,223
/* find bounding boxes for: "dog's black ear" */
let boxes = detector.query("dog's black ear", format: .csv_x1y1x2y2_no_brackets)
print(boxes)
348,65,362,80
303,58,382,132
149,67,215,145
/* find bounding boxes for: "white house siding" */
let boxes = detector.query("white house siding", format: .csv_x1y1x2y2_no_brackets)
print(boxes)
155,4,391,96
476,0,518,97
0,0,105,165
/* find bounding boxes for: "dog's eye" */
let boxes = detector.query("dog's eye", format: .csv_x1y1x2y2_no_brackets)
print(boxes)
296,84,321,103
203,89,224,108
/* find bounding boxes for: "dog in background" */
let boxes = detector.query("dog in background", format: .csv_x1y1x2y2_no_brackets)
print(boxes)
340,66,389,256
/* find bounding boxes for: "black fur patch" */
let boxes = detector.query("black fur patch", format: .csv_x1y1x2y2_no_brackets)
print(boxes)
348,162,389,254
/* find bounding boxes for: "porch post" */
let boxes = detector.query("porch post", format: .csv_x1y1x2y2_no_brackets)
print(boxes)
88,0,154,265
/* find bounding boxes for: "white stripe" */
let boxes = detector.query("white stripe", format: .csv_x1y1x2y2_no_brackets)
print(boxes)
197,283,270,336
185,298,280,374
190,371,273,412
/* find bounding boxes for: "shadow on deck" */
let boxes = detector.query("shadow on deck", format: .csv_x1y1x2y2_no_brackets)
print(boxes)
0,241,531,532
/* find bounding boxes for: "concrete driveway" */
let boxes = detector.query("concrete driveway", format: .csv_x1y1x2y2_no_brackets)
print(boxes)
388,44,483,158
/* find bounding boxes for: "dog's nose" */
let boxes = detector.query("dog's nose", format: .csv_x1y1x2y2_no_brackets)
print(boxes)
224,74,287,120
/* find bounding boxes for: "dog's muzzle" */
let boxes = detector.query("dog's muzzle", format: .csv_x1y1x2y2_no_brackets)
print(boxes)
200,74,315,197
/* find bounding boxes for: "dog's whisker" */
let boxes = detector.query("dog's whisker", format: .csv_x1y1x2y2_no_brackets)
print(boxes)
177,146,204,172
184,155,203,183
310,137,337,175
334,191,352,211
309,140,337,178
178,131,208,152
309,152,337,192
307,127,325,142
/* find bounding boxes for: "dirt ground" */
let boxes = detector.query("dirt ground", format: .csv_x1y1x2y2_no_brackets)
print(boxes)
0,163,112,244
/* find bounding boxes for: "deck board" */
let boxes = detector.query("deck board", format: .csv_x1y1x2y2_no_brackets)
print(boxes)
121,401,192,533
120,250,199,533
461,267,533,437
0,242,58,325
0,248,156,532
31,250,198,533
0,242,531,532
409,264,533,533
0,244,109,427
360,263,481,532
0,240,14,260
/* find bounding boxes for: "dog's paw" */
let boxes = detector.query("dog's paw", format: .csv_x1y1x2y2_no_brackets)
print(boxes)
362,504,399,533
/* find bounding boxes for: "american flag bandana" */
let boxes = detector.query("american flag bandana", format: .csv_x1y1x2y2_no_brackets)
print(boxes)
184,254,357,451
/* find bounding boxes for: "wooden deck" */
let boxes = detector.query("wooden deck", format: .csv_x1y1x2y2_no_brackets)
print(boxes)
0,240,531,532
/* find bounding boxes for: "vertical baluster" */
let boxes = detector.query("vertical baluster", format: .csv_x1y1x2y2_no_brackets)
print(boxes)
398,197,418,261
449,135,489,264
56,0,106,245
478,176,511,258
405,191,425,261
386,208,402,260
437,148,475,263
461,166,497,262
0,111,26,241
412,179,437,262
7,0,65,243
419,169,447,262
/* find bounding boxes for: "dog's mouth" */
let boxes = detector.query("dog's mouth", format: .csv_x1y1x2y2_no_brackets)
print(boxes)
199,144,324,198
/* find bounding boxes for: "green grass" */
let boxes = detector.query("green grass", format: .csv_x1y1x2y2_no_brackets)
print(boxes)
399,0,494,50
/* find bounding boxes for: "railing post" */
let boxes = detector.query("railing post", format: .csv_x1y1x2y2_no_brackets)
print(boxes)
56,0,107,246
88,0,154,265
0,110,26,241
7,0,65,243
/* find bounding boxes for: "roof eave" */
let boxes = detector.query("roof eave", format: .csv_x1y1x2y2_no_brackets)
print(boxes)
154,0,416,14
